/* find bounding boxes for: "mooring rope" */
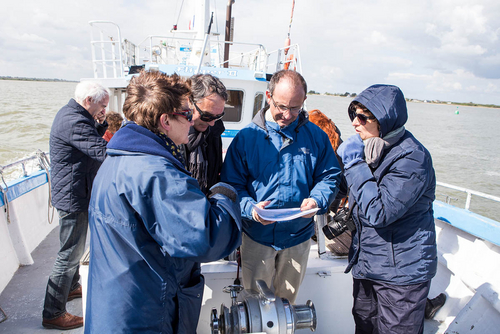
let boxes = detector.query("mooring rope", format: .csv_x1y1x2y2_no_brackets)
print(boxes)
0,171,10,224
36,150,55,225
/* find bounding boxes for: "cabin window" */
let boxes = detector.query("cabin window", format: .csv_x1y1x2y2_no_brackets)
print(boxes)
222,90,244,122
253,93,264,118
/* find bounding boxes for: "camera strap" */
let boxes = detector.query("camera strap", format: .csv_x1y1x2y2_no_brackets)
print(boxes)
342,187,355,218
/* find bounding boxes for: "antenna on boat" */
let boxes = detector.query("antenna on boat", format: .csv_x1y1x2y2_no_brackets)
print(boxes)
173,0,185,31
284,0,295,56
195,11,214,74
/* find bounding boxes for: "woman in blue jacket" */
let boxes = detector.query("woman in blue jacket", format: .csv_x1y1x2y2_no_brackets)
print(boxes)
338,84,437,334
85,71,242,334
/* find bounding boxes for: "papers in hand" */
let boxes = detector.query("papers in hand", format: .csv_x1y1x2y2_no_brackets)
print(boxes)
251,204,320,222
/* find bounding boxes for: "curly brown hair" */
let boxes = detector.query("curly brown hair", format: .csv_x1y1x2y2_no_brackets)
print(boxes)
122,71,191,133
105,111,124,133
308,109,342,151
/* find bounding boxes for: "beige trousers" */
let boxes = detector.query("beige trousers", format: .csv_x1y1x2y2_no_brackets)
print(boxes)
240,233,311,304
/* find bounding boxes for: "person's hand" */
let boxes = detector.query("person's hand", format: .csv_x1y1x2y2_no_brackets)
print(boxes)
252,200,275,225
300,198,318,218
337,134,365,169
94,110,106,124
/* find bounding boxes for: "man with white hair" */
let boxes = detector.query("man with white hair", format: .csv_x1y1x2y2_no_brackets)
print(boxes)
42,81,109,330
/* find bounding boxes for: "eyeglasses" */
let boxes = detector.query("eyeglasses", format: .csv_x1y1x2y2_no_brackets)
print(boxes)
270,95,303,114
348,109,376,125
193,101,225,122
172,108,194,122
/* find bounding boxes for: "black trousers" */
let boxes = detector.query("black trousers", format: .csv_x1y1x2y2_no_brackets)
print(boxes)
352,278,430,334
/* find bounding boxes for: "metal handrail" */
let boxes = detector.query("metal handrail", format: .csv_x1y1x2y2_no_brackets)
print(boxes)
436,181,500,211
88,21,124,79
136,35,268,70
0,155,41,175
0,151,53,224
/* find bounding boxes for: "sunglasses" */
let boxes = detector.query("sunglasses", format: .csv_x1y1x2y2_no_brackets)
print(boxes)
193,102,225,122
348,109,376,125
172,108,193,122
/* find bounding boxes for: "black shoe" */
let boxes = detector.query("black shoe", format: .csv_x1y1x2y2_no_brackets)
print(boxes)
425,293,446,319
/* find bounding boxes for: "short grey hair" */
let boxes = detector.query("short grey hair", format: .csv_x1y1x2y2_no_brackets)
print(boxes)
74,81,110,105
190,74,228,103
268,70,307,96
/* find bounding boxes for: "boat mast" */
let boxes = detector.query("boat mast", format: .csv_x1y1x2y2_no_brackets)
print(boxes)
189,0,211,67
223,0,235,68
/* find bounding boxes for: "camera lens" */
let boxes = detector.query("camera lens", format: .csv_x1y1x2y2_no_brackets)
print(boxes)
322,221,347,240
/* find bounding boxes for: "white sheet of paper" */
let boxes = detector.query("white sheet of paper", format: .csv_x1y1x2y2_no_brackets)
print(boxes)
251,204,319,222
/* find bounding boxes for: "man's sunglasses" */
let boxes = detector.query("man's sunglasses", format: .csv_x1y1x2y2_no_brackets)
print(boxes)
193,102,225,122
173,108,194,122
348,109,376,125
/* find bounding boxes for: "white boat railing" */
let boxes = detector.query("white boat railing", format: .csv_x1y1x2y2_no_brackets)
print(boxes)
436,181,500,211
0,151,52,224
135,35,269,71
88,21,303,80
89,21,125,79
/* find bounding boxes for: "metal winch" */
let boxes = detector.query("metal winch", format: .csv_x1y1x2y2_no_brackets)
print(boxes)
211,280,316,334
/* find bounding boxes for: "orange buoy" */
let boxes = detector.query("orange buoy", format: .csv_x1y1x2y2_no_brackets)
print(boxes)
284,54,295,70
284,37,291,55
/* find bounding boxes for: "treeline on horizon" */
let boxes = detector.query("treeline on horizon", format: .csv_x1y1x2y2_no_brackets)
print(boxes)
0,76,77,83
1,76,497,109
307,90,500,109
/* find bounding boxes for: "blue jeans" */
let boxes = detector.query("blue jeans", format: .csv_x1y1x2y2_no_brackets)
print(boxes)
42,210,88,319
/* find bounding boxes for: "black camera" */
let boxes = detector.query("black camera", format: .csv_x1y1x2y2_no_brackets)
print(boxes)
322,206,356,240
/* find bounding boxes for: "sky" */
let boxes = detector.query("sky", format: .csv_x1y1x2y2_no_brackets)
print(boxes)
1,0,500,105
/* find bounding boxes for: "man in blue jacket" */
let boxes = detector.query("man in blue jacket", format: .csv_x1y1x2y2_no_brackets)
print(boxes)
221,70,342,303
338,84,437,334
42,81,109,330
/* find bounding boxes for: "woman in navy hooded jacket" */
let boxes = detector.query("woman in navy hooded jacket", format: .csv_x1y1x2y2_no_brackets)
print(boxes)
337,84,437,334
85,71,242,334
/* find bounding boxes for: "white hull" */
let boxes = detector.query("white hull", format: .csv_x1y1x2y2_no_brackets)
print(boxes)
0,174,57,294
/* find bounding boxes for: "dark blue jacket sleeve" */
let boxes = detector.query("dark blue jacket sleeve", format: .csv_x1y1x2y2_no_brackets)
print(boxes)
138,167,242,262
345,149,431,228
71,118,107,163
220,134,257,220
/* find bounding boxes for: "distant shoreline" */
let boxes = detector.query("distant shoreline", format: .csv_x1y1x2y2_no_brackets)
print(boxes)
307,92,500,109
0,76,78,83
3,77,498,108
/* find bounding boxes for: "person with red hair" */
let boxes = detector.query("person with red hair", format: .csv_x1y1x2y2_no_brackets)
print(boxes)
308,109,347,214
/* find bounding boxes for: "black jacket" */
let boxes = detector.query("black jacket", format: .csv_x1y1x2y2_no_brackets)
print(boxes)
181,120,225,194
50,98,107,212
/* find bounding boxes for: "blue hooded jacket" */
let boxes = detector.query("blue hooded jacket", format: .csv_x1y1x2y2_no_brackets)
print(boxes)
345,85,437,285
85,122,242,333
221,108,341,250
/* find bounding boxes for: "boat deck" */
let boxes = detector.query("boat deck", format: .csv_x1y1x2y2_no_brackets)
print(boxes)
0,226,85,334
0,224,446,334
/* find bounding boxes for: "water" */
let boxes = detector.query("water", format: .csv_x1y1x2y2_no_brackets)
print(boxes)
307,94,500,220
0,80,77,164
0,80,499,219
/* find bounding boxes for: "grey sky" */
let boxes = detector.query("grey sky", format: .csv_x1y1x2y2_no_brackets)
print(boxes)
1,0,499,104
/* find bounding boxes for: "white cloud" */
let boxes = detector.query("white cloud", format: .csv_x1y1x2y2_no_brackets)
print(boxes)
437,43,487,56
369,31,388,45
1,0,500,104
